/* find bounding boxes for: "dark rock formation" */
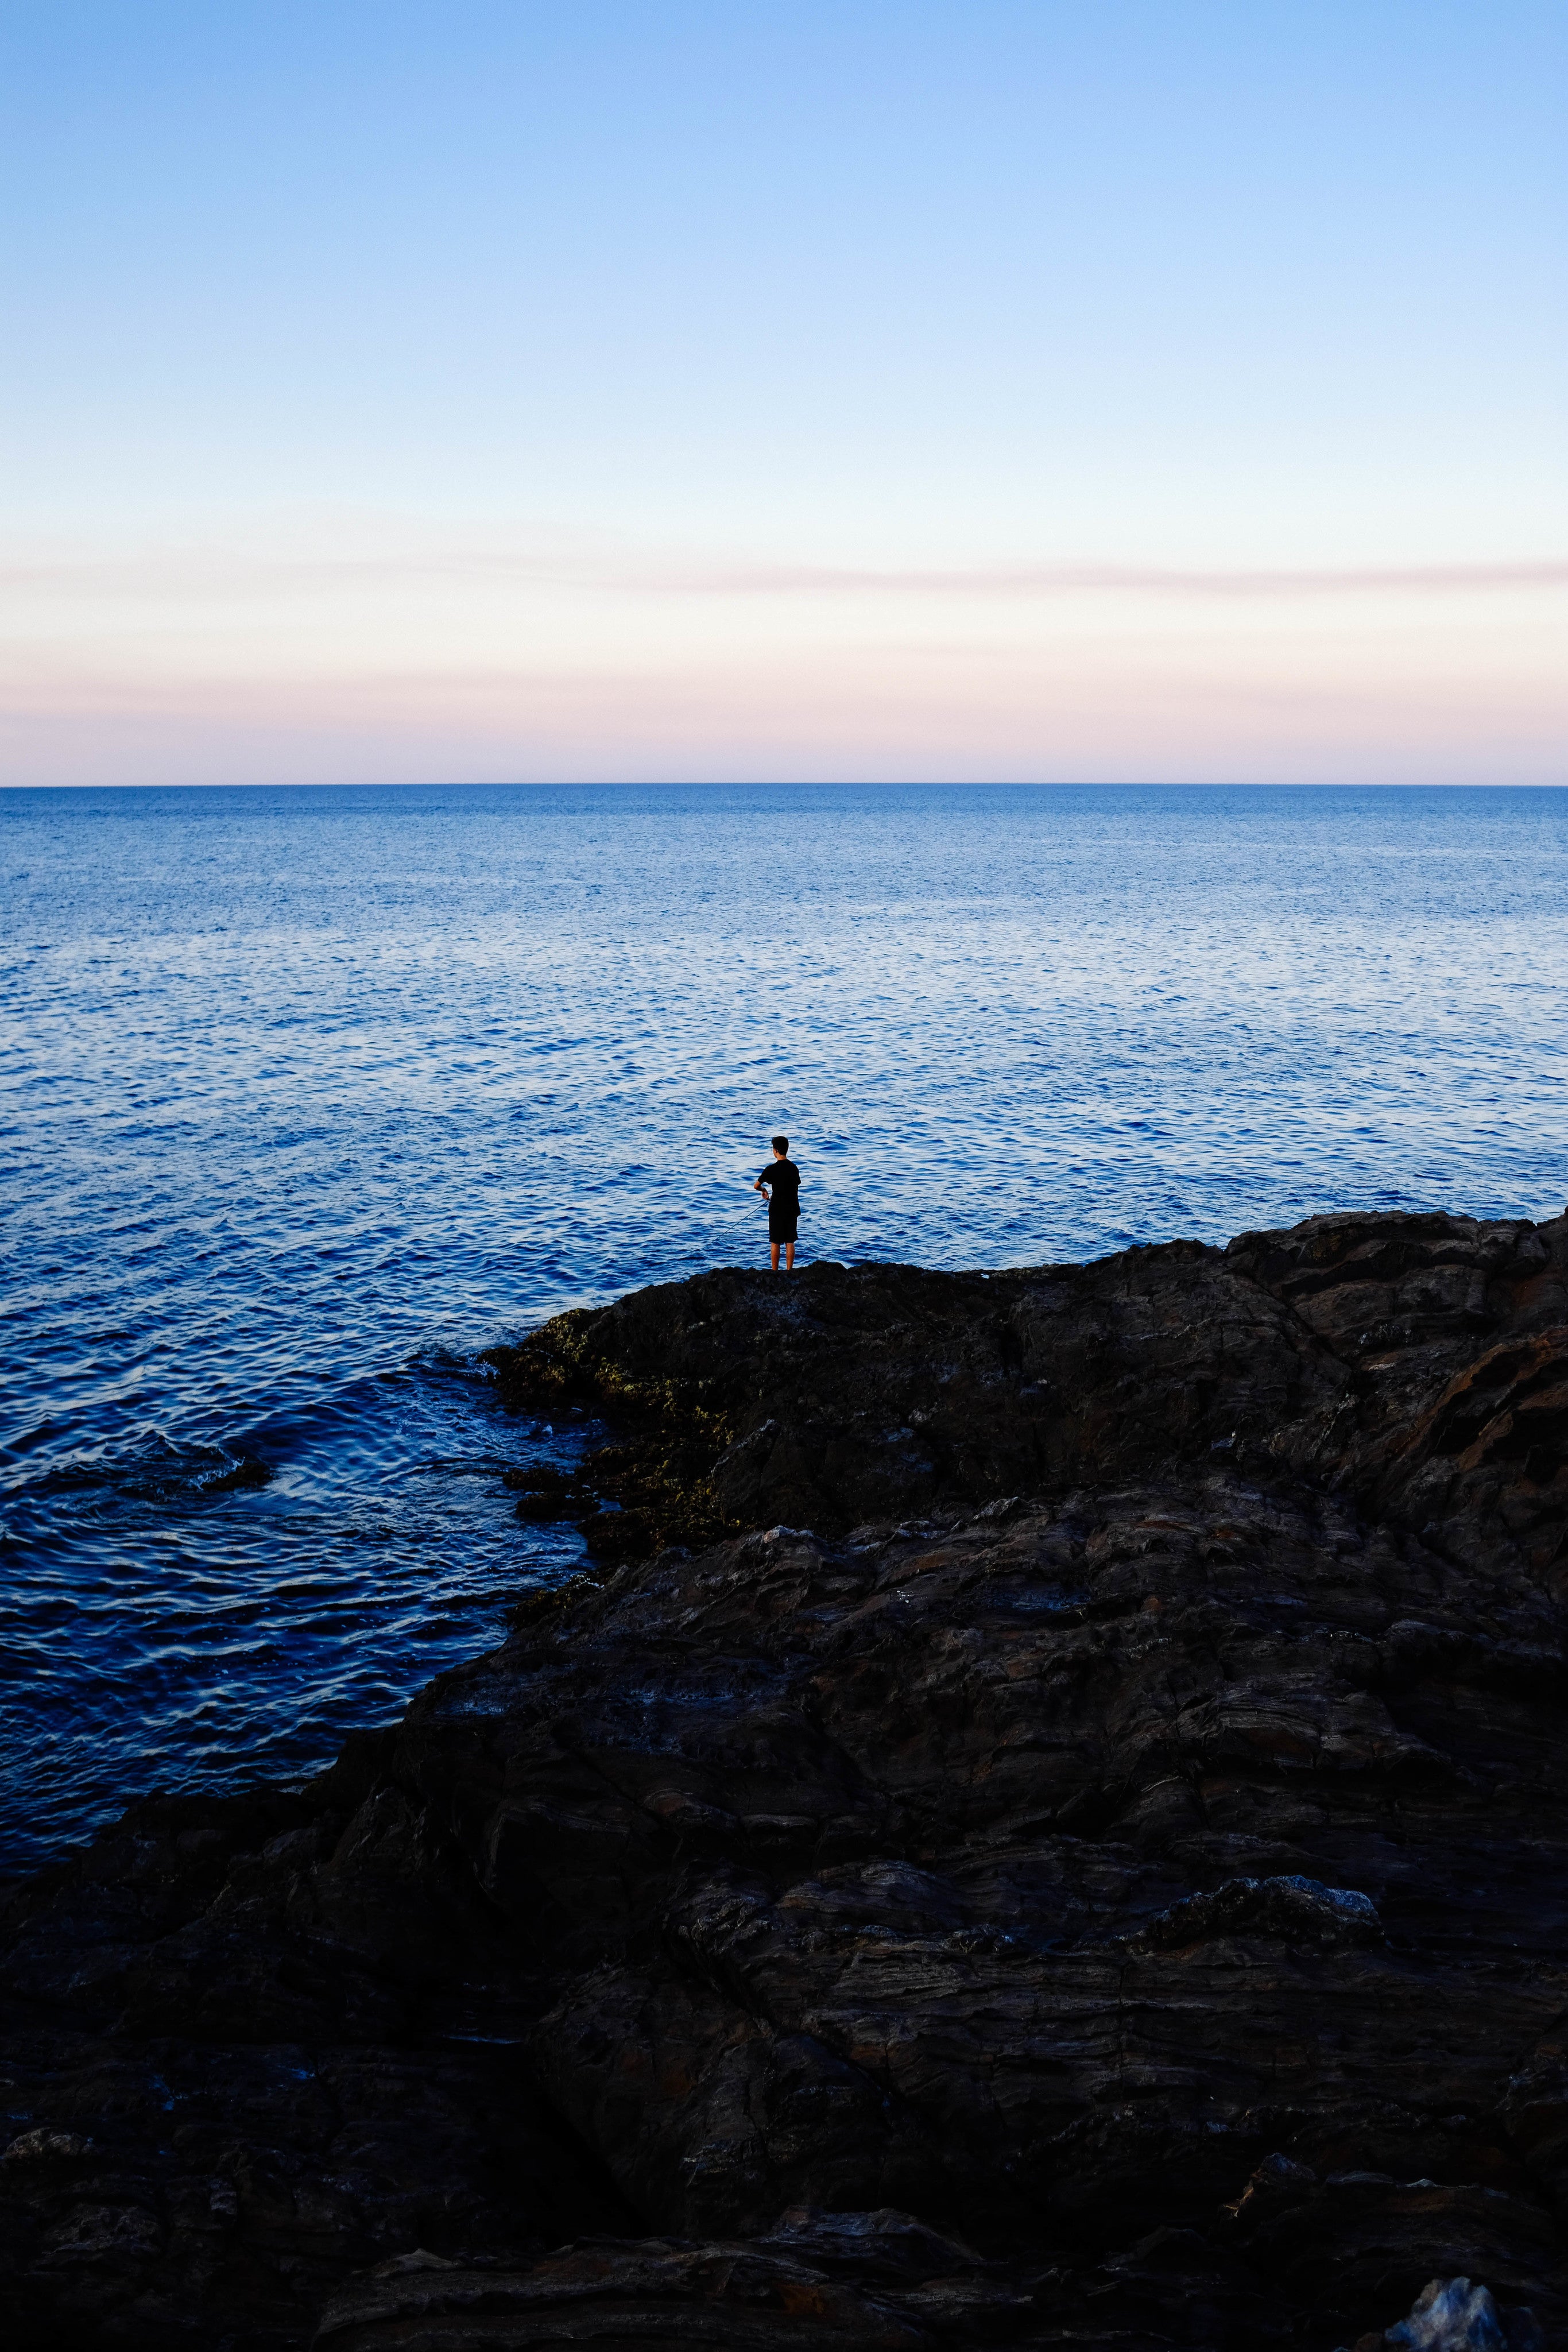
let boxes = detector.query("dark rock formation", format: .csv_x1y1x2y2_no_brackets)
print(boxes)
3,1210,1566,2350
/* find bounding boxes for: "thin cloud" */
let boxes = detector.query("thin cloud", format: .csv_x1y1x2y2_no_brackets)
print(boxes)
3,546,1565,604
694,559,1568,599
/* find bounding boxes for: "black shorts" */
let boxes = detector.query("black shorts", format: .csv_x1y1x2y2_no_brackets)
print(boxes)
768,1213,799,1243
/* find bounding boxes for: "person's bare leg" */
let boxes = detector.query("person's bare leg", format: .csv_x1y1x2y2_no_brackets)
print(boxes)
784,1242,796,1271
770,1241,781,1271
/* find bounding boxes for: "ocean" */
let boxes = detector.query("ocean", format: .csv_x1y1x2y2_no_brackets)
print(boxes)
3,782,1565,1871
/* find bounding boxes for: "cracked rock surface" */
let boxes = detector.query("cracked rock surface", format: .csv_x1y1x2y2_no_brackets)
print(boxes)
3,1210,1567,2349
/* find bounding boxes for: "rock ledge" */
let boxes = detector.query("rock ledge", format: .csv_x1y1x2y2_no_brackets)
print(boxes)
3,1210,1566,2349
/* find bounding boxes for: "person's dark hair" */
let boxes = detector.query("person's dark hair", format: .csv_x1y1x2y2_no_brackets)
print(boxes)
772,1135,788,1154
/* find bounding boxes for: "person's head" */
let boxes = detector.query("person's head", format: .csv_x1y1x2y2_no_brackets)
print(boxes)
771,1134,789,1158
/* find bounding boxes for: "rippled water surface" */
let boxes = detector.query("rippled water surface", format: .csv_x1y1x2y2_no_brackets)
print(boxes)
3,783,1565,1870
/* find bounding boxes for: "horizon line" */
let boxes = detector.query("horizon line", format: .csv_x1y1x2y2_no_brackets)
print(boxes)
6,777,1567,794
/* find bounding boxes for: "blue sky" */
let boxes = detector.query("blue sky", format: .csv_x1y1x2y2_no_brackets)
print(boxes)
2,2,1563,783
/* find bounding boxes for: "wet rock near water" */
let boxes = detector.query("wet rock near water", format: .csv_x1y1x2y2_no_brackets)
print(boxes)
3,1209,1567,2347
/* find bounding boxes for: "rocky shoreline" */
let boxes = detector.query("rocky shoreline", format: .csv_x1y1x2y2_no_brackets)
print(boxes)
4,1209,1567,2349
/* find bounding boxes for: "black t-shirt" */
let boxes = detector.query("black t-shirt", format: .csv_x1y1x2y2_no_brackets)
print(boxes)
759,1159,800,1213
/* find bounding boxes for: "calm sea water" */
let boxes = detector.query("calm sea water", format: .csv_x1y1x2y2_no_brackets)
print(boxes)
3,783,1566,1871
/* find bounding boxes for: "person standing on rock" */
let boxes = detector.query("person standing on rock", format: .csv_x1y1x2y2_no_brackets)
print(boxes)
753,1135,800,1271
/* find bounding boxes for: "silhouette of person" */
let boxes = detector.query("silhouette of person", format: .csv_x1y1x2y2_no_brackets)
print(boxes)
753,1135,800,1271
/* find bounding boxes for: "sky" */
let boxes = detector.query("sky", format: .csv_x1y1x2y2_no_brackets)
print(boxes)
1,1,1563,786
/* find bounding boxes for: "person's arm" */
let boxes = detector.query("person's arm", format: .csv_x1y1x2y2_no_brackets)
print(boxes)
753,1169,770,1194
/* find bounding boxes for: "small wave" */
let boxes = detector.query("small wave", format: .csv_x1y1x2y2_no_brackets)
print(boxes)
108,1438,272,1503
